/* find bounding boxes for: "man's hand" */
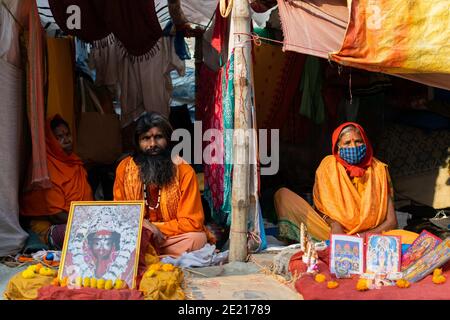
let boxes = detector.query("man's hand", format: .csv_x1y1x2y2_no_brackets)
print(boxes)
143,220,166,245
330,221,345,234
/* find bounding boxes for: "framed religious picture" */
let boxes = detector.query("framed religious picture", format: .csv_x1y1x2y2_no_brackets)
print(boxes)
365,234,401,274
330,234,364,276
401,230,441,271
402,237,450,283
58,201,145,289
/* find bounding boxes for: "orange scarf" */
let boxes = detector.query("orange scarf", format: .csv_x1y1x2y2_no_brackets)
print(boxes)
20,116,93,216
313,155,389,234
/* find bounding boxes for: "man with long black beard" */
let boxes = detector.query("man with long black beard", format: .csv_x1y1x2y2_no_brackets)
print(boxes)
113,112,214,259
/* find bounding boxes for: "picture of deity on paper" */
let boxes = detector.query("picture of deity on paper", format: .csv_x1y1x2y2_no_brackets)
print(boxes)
401,230,441,271
365,235,401,274
330,235,364,275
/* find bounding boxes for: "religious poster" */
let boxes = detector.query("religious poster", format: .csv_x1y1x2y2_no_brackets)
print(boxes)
403,238,450,283
58,201,145,289
365,235,401,274
401,230,441,271
330,234,364,275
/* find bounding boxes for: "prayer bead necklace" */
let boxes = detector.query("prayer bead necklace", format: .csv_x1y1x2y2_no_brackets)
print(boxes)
143,184,161,210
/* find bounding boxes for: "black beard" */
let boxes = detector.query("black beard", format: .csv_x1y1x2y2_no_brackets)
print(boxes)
132,148,176,187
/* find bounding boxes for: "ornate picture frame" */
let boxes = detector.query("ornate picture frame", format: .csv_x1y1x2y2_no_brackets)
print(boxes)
58,201,145,289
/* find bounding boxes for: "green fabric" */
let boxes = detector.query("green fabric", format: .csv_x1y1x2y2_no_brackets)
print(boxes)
221,54,234,226
22,230,48,254
253,27,277,42
278,219,301,242
299,56,325,124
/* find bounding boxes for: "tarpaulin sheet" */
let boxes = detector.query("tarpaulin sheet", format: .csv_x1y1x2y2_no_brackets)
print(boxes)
331,0,450,74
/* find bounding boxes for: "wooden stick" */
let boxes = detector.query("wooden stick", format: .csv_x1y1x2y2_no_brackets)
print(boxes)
230,0,252,262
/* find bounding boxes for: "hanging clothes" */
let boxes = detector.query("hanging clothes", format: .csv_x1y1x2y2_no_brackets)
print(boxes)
46,37,76,134
24,0,51,190
198,8,227,224
0,59,28,256
299,56,325,124
48,0,162,57
90,36,185,127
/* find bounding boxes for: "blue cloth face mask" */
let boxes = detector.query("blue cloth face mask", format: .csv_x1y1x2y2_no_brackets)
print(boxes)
339,144,367,164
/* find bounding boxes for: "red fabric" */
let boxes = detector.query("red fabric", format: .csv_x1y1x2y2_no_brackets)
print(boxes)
331,122,374,178
49,0,162,57
289,248,450,300
37,286,143,300
198,8,228,212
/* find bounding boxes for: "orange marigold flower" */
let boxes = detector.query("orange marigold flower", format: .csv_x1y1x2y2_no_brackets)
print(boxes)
314,274,326,283
433,268,443,277
35,263,43,273
396,279,411,288
61,277,69,287
327,281,339,289
149,264,161,272
356,279,369,291
51,277,60,286
162,264,175,272
432,275,446,284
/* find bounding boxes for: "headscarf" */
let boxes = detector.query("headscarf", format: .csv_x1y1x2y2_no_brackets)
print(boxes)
332,122,373,178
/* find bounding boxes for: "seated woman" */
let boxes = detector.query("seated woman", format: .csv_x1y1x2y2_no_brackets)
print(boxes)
20,115,93,249
274,122,397,241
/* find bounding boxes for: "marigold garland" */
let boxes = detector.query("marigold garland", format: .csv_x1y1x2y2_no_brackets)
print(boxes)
314,274,326,283
327,281,339,289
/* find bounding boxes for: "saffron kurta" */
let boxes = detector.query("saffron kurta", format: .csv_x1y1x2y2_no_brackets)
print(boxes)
113,156,207,238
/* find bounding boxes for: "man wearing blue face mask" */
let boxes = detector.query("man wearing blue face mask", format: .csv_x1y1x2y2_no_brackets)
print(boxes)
275,122,398,241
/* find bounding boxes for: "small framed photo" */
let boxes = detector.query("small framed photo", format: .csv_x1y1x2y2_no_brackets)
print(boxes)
58,201,145,289
401,230,441,271
365,234,401,274
330,234,364,275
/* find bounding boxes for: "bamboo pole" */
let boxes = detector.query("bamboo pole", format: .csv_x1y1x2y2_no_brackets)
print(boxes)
229,0,252,262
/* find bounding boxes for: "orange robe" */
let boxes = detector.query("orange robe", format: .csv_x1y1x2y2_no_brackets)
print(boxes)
20,119,93,217
113,156,212,239
313,155,391,234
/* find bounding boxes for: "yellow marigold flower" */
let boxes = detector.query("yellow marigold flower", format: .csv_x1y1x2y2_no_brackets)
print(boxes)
97,278,105,289
327,281,339,289
90,278,97,289
432,275,446,284
114,279,124,290
162,264,175,272
27,265,37,273
149,264,161,272
356,278,369,291
433,268,443,277
314,274,326,283
105,279,113,290
396,279,411,288
22,269,36,279
83,277,90,288
39,267,54,276
75,276,83,287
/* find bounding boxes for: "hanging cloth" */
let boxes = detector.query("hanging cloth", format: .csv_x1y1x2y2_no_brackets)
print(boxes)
48,0,162,57
299,56,325,124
